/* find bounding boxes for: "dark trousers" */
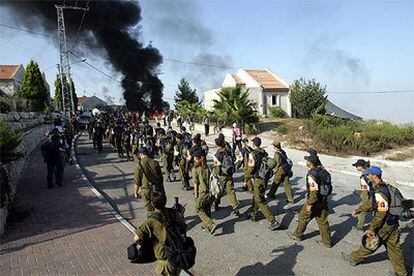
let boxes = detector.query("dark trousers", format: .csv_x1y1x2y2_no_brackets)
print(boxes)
96,138,103,153
204,124,209,136
47,161,64,187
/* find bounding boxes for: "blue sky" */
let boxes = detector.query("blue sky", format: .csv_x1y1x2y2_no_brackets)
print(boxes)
1,0,413,123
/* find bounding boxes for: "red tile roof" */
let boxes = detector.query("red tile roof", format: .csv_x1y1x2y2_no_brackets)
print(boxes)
77,96,89,105
0,65,20,81
245,69,288,90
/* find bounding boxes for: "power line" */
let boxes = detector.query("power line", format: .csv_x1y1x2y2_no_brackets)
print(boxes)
3,23,413,95
327,90,414,95
0,23,237,69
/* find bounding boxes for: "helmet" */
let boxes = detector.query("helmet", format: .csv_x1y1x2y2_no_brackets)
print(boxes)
267,157,277,170
362,232,380,251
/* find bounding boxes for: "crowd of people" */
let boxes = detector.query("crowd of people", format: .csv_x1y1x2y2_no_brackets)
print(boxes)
42,110,410,276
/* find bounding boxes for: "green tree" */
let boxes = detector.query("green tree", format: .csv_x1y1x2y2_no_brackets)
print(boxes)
174,78,199,108
213,86,259,128
54,75,78,111
175,100,205,121
20,60,48,100
289,77,327,118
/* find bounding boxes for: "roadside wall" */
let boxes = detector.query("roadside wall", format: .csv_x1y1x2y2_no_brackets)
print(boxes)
0,112,50,235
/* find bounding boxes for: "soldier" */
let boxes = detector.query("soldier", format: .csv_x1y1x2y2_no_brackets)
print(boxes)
174,134,192,191
341,166,408,276
352,159,372,230
266,140,294,210
113,123,124,158
192,148,217,234
134,191,187,275
160,130,175,181
288,154,332,248
131,127,140,160
218,133,233,154
240,138,253,192
244,137,279,231
133,147,165,213
122,126,132,160
213,137,240,215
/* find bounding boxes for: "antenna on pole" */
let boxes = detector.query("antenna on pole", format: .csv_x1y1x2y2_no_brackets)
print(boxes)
55,2,89,119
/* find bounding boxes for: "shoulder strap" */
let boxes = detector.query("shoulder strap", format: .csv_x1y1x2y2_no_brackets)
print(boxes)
149,212,163,224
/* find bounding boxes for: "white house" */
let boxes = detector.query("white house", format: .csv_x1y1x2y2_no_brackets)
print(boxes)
0,64,25,96
204,68,292,117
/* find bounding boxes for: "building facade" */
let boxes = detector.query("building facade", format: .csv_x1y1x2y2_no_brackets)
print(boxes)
77,95,108,112
204,68,292,117
0,65,25,96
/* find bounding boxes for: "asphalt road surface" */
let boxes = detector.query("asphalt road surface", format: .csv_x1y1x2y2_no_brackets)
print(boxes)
76,133,413,276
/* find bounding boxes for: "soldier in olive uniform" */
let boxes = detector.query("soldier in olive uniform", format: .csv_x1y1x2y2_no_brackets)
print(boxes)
213,137,240,215
160,131,175,181
240,138,253,192
131,127,140,160
267,140,294,210
352,159,372,230
342,166,408,276
174,134,192,190
134,192,187,275
244,137,279,231
289,155,332,248
192,148,217,234
133,147,165,212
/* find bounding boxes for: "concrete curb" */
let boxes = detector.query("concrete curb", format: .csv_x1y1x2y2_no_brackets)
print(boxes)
71,133,136,233
71,133,191,276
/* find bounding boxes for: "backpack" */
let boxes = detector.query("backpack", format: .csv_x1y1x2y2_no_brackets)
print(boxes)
316,167,333,197
220,151,235,176
209,170,225,199
183,133,192,143
277,149,293,172
255,151,273,180
386,184,413,219
149,212,196,270
144,137,155,155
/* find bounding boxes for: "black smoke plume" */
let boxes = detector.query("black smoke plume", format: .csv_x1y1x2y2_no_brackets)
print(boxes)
3,0,164,112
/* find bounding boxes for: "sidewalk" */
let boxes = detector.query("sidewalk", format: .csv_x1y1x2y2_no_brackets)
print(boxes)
0,145,155,275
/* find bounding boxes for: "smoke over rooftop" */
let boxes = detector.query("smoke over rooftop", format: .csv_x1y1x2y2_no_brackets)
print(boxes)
3,0,165,112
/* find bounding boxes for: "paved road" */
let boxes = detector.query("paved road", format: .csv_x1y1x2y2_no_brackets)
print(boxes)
0,144,155,275
76,132,413,275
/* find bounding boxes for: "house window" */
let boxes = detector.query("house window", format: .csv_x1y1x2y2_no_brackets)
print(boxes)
271,95,279,106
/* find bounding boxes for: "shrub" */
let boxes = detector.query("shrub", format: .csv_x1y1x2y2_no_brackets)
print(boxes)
0,101,11,113
307,114,414,154
277,125,289,134
0,119,24,164
268,106,287,118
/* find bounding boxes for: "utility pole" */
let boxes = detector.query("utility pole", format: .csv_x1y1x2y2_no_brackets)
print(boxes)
55,2,89,119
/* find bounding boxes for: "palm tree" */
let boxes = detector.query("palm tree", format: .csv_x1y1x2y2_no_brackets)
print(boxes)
213,86,258,127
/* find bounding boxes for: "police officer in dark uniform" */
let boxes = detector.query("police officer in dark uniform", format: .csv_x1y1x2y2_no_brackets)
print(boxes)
93,121,104,153
342,166,408,276
41,130,64,188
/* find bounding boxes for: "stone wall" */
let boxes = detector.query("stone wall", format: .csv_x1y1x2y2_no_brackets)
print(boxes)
0,113,50,235
1,111,46,132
